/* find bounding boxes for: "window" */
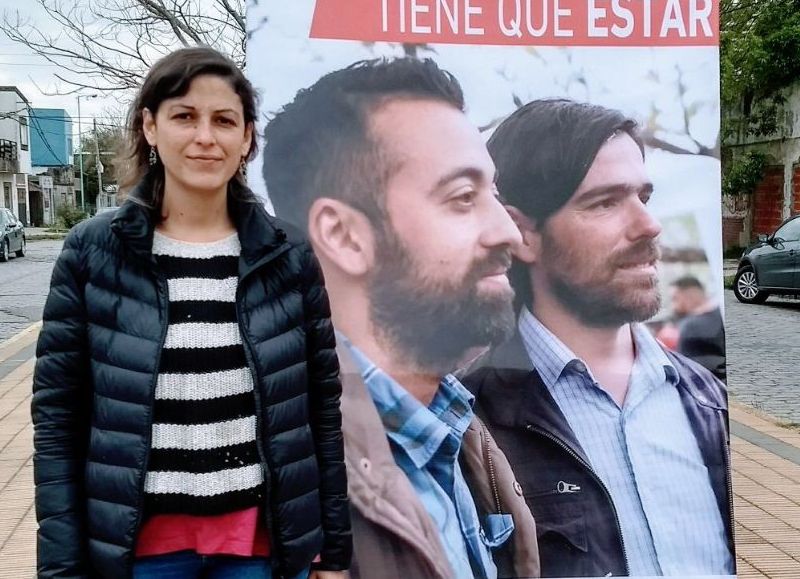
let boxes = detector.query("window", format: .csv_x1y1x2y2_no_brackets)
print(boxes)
19,116,28,151
775,218,800,242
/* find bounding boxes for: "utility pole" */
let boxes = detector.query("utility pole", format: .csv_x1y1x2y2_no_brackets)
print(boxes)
93,118,103,211
76,93,97,212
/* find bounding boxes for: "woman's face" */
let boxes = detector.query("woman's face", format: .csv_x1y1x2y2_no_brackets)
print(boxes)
142,74,253,198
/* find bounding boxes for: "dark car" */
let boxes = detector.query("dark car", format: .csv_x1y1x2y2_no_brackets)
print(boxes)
0,208,25,262
734,215,800,304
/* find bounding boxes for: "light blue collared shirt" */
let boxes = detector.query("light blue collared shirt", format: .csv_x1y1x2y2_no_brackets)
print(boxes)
340,335,512,579
519,307,733,576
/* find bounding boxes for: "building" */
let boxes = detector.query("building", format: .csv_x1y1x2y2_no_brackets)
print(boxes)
724,83,800,248
30,108,73,168
28,166,76,227
28,108,75,226
0,87,32,224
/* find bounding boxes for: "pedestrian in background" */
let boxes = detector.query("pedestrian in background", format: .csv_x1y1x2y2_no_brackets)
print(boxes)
31,46,351,579
670,275,726,381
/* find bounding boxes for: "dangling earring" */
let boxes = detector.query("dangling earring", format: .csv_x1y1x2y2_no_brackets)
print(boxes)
239,158,247,174
149,146,158,166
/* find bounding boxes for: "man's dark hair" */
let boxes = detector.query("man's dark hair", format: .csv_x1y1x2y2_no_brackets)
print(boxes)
671,275,705,291
262,58,465,230
488,98,644,309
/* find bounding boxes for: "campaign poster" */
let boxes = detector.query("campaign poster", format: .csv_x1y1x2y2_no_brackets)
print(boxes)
247,2,734,578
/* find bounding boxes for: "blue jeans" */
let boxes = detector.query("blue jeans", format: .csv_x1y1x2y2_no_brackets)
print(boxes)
133,551,310,579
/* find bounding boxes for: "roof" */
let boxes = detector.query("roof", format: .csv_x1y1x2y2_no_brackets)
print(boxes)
31,108,71,121
0,86,30,105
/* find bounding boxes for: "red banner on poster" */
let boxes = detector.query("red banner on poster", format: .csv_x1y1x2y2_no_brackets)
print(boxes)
310,0,718,46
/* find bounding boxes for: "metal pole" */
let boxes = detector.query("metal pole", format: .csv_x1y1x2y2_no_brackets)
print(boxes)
77,96,85,212
93,118,102,211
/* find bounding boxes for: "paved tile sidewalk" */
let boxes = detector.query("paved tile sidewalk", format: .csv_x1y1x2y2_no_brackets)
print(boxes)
1,326,800,578
0,326,38,579
730,403,800,578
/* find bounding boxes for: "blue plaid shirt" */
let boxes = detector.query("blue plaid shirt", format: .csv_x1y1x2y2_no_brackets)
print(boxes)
519,308,733,576
341,336,507,579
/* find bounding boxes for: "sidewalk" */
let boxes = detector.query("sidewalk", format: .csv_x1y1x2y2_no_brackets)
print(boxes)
25,227,67,241
1,326,799,577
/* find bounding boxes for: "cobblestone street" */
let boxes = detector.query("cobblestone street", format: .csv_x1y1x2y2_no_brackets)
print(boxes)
0,240,63,342
726,290,800,425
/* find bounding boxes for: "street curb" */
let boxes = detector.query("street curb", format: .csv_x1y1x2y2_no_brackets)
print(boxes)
731,420,800,466
28,234,67,241
0,322,41,363
731,399,798,431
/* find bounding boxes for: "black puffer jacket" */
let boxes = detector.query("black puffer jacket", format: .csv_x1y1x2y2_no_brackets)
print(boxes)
32,187,352,578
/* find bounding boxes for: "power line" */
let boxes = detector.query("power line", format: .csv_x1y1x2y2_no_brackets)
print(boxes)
0,112,126,132
0,63,63,67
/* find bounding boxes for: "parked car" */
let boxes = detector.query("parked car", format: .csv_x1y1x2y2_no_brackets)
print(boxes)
734,215,800,304
0,208,25,262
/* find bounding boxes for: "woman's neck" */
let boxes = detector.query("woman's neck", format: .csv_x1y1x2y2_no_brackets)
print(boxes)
157,180,235,242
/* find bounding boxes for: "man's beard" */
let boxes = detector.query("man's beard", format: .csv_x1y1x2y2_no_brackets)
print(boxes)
540,230,662,328
368,230,516,374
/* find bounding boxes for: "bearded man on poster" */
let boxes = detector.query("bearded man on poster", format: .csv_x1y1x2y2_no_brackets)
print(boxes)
262,58,540,579
465,99,734,578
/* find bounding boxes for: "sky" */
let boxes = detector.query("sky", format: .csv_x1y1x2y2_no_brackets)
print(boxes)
0,0,138,146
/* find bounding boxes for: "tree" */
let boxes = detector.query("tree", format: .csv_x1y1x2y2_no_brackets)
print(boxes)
721,0,800,139
75,125,124,208
0,0,246,94
719,0,800,196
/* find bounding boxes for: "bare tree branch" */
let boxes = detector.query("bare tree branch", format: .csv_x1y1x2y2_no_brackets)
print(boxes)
0,0,245,94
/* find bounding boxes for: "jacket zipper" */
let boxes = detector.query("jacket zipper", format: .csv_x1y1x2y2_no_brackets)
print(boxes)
721,413,736,558
481,425,502,514
525,423,630,576
236,287,278,564
234,244,290,568
130,273,169,578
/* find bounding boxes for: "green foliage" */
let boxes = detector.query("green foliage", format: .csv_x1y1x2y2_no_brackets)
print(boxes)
56,205,88,230
721,0,800,138
722,151,767,197
723,246,746,259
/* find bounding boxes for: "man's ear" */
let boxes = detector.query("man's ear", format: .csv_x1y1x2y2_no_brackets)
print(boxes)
307,198,375,277
142,108,157,147
505,205,541,264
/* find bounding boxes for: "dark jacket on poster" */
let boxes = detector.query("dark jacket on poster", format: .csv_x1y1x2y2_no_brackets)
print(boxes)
463,331,733,578
336,345,541,579
31,185,352,579
677,307,726,381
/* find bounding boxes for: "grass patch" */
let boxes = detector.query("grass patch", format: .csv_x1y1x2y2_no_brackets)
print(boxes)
723,246,745,259
724,275,735,290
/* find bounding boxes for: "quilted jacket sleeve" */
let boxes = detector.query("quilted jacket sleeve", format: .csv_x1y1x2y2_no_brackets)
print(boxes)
31,229,92,578
300,244,353,571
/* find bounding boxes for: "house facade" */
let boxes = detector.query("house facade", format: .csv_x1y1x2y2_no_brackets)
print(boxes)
0,87,32,224
724,84,800,249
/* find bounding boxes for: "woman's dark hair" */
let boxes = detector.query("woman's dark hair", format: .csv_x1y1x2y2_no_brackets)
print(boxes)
117,46,258,212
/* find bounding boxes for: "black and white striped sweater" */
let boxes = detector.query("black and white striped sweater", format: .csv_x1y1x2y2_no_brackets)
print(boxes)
145,231,264,516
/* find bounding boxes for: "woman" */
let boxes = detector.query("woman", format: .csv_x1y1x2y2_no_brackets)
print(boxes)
32,47,351,579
